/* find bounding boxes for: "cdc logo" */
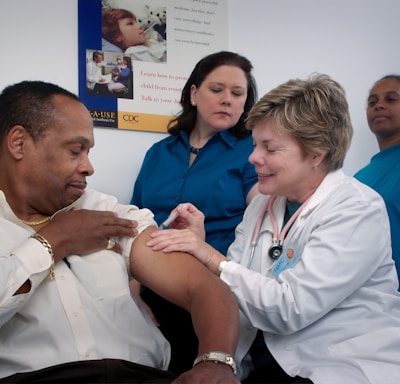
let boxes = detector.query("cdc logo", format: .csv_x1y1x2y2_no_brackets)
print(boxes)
123,114,139,123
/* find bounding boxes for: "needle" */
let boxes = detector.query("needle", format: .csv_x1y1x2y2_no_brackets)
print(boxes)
159,212,179,229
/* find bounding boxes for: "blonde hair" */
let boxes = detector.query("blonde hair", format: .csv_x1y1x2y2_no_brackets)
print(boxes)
246,73,353,171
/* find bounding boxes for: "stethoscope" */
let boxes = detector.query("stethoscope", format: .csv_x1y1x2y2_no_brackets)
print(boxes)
247,195,310,268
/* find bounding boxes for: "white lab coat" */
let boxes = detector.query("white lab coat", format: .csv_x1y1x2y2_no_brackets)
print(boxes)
222,169,400,383
86,61,101,90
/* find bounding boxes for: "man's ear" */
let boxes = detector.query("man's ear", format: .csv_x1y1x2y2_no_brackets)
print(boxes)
8,125,28,160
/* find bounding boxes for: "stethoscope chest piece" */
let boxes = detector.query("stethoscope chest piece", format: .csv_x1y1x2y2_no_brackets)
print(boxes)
248,195,311,267
268,242,283,260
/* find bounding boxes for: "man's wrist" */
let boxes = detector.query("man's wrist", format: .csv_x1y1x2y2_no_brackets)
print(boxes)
31,233,55,280
193,351,237,375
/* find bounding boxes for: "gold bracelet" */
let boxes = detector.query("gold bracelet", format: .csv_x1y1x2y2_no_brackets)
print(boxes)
31,233,55,280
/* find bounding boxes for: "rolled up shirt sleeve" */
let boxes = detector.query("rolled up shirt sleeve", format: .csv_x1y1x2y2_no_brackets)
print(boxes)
0,237,53,325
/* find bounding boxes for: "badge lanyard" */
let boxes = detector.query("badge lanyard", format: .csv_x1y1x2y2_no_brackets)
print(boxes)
247,195,310,268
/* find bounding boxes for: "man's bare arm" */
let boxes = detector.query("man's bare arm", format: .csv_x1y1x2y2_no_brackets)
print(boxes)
130,227,239,357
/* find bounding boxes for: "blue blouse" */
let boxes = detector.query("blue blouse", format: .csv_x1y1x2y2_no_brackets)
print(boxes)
131,129,258,254
118,67,131,87
354,144,400,287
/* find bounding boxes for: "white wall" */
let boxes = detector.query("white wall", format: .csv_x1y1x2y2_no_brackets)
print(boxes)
1,0,399,203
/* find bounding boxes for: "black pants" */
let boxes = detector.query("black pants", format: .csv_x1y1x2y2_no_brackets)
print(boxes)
0,359,176,383
242,363,313,384
87,84,111,97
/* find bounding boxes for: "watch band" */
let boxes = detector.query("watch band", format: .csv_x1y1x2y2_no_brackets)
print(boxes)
193,351,237,375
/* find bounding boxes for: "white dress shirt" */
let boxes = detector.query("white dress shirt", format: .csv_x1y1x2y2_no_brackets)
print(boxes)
0,189,170,378
86,61,101,90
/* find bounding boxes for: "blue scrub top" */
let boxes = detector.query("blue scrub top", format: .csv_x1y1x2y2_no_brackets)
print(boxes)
131,129,258,254
354,144,400,287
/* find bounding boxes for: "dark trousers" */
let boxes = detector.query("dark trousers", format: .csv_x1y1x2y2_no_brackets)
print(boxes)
87,84,110,97
0,359,176,383
242,363,313,384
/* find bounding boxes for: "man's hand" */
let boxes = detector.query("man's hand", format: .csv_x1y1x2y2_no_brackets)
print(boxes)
172,362,240,384
14,209,138,296
38,209,138,263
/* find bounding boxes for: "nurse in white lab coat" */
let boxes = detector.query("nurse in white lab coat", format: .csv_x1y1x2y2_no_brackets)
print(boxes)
147,73,400,384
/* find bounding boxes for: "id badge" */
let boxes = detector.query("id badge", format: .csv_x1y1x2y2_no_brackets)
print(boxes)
272,241,301,279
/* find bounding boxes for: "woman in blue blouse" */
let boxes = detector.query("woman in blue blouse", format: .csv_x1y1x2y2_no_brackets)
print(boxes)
130,51,259,375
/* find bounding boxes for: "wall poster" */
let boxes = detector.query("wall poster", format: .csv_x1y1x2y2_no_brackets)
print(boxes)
78,0,228,132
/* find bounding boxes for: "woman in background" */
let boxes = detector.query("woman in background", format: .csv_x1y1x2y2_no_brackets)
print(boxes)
354,74,400,287
130,51,259,375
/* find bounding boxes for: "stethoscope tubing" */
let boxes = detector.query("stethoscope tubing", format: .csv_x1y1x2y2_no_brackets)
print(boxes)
248,229,271,268
247,195,311,268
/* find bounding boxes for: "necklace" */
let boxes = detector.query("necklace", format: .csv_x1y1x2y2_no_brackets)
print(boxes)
21,216,52,226
190,146,202,155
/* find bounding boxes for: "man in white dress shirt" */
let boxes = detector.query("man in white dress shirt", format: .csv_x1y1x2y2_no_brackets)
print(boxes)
86,51,106,96
0,80,240,384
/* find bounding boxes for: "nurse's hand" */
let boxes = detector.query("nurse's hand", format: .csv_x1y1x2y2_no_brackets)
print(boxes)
148,226,201,253
147,227,224,275
167,203,206,240
150,203,225,273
